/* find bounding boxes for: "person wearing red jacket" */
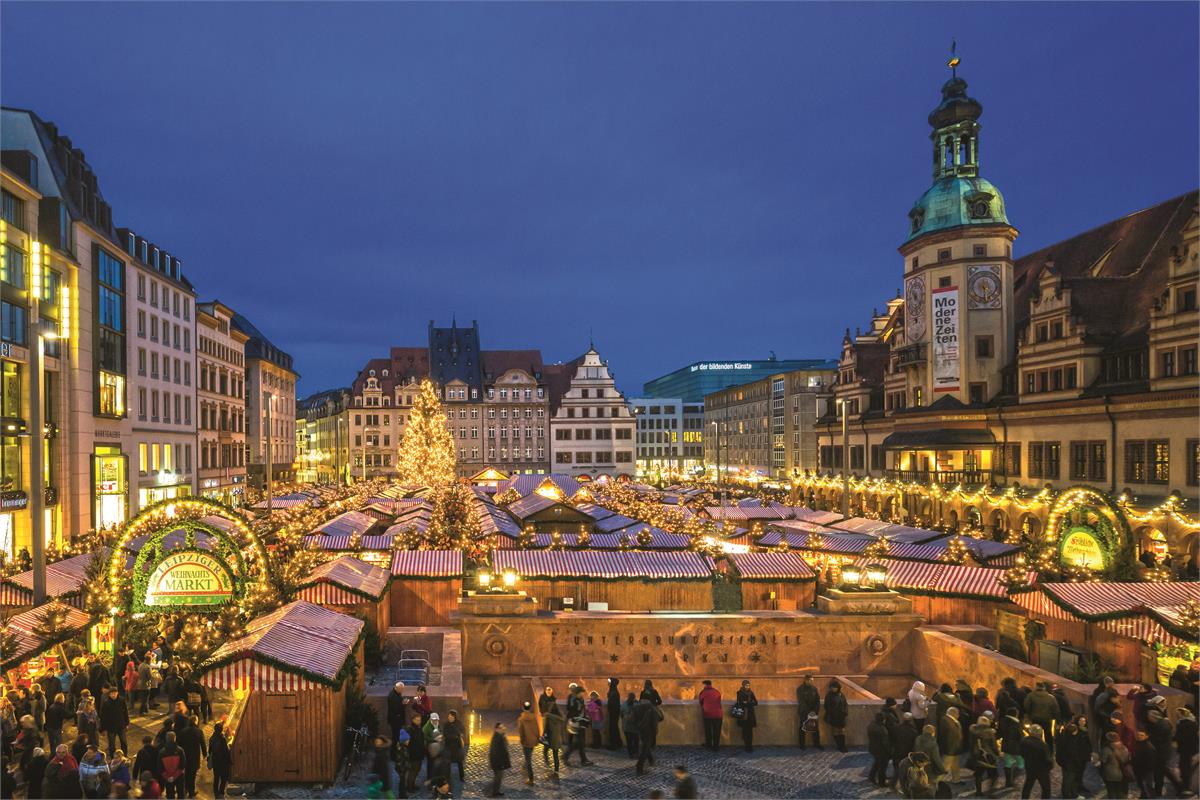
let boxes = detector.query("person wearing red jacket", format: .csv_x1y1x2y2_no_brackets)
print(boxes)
698,680,723,751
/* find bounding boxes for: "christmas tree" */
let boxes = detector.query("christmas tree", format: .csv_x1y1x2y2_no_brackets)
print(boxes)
396,380,457,487
427,482,480,554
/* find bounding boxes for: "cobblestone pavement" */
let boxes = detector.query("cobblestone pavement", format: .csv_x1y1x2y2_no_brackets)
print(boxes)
262,742,1118,800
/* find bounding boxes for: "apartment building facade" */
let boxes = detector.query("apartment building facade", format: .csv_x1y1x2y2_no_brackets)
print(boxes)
234,313,297,490
547,346,636,478
197,301,248,505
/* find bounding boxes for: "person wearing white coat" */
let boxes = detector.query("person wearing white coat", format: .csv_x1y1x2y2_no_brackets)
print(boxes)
908,681,930,728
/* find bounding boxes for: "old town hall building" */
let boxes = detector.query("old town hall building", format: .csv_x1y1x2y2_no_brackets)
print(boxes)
806,64,1199,568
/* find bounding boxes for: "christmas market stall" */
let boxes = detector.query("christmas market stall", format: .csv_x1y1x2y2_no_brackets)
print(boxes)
296,555,391,637
722,551,816,611
195,601,365,783
1010,582,1200,682
1,601,95,690
848,559,1038,626
1,552,100,609
389,550,464,626
489,549,716,612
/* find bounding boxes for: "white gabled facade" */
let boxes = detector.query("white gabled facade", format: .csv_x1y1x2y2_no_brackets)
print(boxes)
549,347,636,478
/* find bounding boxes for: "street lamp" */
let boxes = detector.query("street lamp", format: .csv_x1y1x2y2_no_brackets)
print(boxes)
837,398,849,519
866,562,888,589
29,325,59,605
840,563,863,590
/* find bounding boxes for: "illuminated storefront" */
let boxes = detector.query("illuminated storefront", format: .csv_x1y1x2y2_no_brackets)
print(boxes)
93,446,127,528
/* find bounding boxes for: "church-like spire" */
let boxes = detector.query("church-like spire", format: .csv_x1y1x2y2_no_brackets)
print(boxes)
928,44,982,180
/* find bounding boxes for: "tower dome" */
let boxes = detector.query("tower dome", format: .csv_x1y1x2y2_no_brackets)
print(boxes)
904,59,1011,244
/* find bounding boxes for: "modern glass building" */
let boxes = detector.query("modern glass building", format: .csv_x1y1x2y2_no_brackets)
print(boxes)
642,359,838,402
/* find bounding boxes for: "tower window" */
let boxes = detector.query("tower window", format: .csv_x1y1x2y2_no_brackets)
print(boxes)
938,249,951,262
911,257,919,269
973,245,986,257
939,277,952,288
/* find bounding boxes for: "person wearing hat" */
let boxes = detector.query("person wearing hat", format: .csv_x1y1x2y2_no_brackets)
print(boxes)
387,682,409,745
1146,695,1183,797
796,675,821,750
517,701,540,785
25,745,49,800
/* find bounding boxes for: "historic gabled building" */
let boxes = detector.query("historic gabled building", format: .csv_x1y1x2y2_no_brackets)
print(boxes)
342,321,551,479
806,62,1199,570
547,345,636,478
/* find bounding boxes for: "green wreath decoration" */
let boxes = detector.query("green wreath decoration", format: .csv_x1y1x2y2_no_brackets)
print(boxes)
130,519,250,614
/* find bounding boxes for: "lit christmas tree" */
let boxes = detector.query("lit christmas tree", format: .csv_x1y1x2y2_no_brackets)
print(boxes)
942,536,969,565
396,379,457,487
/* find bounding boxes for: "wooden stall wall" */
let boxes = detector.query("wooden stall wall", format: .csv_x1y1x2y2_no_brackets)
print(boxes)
230,684,346,783
390,579,462,627
1031,615,1146,681
518,579,712,612
740,581,815,611
897,594,1014,627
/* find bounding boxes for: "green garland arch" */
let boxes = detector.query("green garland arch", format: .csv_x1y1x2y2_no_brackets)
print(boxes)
1046,485,1137,577
107,495,273,610
130,520,248,614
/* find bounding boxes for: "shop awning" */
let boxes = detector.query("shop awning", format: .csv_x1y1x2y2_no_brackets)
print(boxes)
2,552,104,607
2,602,95,671
390,549,464,578
881,429,997,449
1011,582,1200,646
726,552,816,581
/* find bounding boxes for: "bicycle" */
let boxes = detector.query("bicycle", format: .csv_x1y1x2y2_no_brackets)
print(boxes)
341,724,370,781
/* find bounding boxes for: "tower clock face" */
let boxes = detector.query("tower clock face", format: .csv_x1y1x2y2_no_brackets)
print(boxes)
967,265,1002,309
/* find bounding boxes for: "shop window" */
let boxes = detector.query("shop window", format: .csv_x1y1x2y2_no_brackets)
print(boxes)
98,371,125,418
1,433,21,493
1188,439,1199,487
0,362,20,419
1,301,27,346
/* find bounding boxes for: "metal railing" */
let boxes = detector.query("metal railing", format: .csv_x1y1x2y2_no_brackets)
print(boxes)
885,469,991,486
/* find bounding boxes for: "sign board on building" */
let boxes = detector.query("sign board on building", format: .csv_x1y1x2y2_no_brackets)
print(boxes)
0,490,28,510
932,285,960,393
690,363,753,372
144,550,235,608
1061,528,1106,569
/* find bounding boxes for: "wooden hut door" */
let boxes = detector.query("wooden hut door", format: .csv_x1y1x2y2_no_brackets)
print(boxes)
262,694,301,777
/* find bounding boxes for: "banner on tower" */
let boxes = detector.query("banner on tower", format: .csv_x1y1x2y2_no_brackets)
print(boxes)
932,285,960,393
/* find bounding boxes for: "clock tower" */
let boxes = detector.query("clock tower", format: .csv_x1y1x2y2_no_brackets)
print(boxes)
898,55,1018,407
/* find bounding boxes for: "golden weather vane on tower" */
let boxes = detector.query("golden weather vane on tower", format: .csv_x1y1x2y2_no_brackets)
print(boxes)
948,39,960,77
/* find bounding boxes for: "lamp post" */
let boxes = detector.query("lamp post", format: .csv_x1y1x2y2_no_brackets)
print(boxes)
29,326,58,605
264,391,273,519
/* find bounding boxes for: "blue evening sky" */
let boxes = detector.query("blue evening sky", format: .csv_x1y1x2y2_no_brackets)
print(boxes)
2,2,1197,395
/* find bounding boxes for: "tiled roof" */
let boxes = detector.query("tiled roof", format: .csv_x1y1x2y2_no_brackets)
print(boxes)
200,601,362,685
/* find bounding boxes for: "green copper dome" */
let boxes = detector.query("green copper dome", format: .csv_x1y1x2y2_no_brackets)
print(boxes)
905,175,1009,243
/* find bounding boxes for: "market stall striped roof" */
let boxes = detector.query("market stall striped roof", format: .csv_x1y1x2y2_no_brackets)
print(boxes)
492,549,715,580
726,552,816,581
360,502,398,521
474,502,522,538
1011,582,1200,644
591,511,643,533
2,552,105,606
786,508,846,525
702,506,787,521
572,503,620,521
197,600,363,688
1,601,95,670
526,527,693,550
852,559,1034,600
497,474,582,500
390,549,464,578
313,510,378,538
252,491,316,510
758,528,873,555
297,556,390,601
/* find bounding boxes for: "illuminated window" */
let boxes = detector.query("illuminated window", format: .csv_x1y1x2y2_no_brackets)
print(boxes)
98,371,125,418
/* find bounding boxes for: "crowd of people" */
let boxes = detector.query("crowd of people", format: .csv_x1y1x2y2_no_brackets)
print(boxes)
1,641,232,799
879,676,1198,799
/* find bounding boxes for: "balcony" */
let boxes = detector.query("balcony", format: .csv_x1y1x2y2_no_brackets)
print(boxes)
885,469,991,486
894,343,927,367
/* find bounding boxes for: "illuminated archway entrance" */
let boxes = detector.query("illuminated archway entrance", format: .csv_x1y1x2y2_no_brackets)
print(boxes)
1044,486,1134,576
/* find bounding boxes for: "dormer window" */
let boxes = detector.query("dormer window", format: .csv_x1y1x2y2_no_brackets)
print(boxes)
910,208,925,234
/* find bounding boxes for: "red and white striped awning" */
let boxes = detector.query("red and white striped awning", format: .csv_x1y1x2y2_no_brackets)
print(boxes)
197,601,363,688
491,549,714,580
305,534,353,551
727,552,816,581
298,556,390,601
390,550,464,578
1010,582,1200,646
313,510,377,538
2,601,94,670
851,559,1034,600
3,552,105,605
199,658,319,691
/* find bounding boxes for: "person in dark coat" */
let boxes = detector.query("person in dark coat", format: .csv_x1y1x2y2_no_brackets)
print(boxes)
112,648,132,700
86,658,110,701
404,715,425,792
825,679,849,753
442,710,466,783
891,712,919,788
564,684,592,766
208,722,232,798
1174,706,1197,795
640,680,662,706
1130,730,1156,799
99,688,129,758
175,716,206,798
131,736,159,788
1054,716,1091,800
42,752,82,800
867,712,893,787
386,682,409,744
487,723,511,798
26,745,49,799
735,680,759,753
633,696,659,776
45,693,68,751
1019,724,1051,799
620,692,639,760
673,764,698,799
69,670,88,715
1145,698,1182,797
796,675,821,749
998,711,1024,789
542,705,565,774
369,735,393,796
606,678,622,751
156,732,186,800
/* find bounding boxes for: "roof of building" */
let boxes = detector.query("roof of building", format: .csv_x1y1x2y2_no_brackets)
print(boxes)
199,600,363,686
231,313,296,374
390,549,464,578
1,602,94,671
299,556,391,600
725,552,816,581
491,549,714,580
